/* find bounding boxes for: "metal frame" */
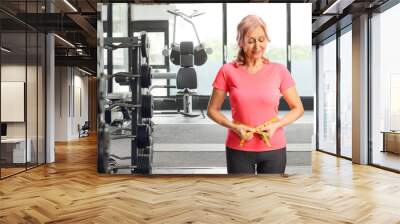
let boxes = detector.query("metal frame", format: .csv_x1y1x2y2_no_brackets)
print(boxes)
105,3,113,124
128,3,138,167
367,10,373,165
336,27,340,157
0,0,47,180
315,44,319,151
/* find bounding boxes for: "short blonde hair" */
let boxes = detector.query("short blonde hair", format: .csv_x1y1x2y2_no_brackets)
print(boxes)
235,15,270,66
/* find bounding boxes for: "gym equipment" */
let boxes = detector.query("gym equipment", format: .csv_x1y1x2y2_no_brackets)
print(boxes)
165,9,212,66
105,94,153,118
103,32,149,51
140,32,150,59
97,5,154,174
143,118,154,133
137,124,151,148
141,94,154,118
150,71,206,118
136,143,153,174
176,41,202,117
140,64,152,88
97,7,110,173
159,9,213,118
78,121,90,138
97,121,110,173
109,66,152,88
109,123,151,147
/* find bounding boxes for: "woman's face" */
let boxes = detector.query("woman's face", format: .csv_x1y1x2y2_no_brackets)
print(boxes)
241,26,267,62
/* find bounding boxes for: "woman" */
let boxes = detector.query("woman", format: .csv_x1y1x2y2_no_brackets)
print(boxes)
207,15,304,174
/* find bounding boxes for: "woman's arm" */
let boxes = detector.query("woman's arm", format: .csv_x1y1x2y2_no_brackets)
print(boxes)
276,86,304,128
263,86,304,137
207,88,236,130
207,88,253,138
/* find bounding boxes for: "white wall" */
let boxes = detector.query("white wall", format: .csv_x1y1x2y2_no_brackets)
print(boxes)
72,72,89,138
55,67,89,141
1,65,27,138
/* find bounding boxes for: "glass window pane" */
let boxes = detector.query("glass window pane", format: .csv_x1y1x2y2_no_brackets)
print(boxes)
291,3,313,97
340,29,352,158
131,3,223,96
371,3,400,171
318,37,337,154
1,31,28,177
147,32,165,66
112,4,129,93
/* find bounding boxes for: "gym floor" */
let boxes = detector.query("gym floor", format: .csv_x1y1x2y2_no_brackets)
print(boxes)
0,134,399,223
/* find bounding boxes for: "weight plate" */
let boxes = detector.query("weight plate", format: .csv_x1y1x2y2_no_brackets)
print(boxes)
141,94,154,118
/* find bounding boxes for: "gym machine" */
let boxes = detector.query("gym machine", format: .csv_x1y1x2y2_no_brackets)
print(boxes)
97,4,154,174
153,9,213,118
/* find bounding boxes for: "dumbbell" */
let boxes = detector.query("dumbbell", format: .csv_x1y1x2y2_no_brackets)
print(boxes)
108,123,151,148
105,93,153,118
109,67,152,88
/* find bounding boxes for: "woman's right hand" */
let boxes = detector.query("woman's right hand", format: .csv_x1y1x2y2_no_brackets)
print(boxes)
232,124,254,141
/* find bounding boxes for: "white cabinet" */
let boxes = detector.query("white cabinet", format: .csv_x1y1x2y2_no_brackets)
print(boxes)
1,138,32,163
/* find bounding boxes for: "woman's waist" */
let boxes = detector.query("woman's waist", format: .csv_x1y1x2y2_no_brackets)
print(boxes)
231,114,278,127
226,129,286,150
228,127,284,136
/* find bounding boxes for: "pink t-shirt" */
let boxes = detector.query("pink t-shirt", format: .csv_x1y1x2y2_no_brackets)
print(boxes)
212,60,295,152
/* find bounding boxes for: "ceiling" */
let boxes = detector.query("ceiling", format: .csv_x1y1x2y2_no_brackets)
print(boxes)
0,0,97,73
308,0,389,43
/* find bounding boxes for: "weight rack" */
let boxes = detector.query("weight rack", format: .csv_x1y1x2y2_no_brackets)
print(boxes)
97,4,153,174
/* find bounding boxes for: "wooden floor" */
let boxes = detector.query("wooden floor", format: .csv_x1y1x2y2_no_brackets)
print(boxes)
1,167,26,178
1,135,400,223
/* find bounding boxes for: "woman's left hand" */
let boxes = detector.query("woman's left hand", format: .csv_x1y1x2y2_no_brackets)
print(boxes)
262,122,281,138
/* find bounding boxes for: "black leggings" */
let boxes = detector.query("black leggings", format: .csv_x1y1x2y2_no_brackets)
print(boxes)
226,146,286,174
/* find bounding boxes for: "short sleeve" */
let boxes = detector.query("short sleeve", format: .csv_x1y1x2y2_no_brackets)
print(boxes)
279,65,295,93
212,66,229,92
